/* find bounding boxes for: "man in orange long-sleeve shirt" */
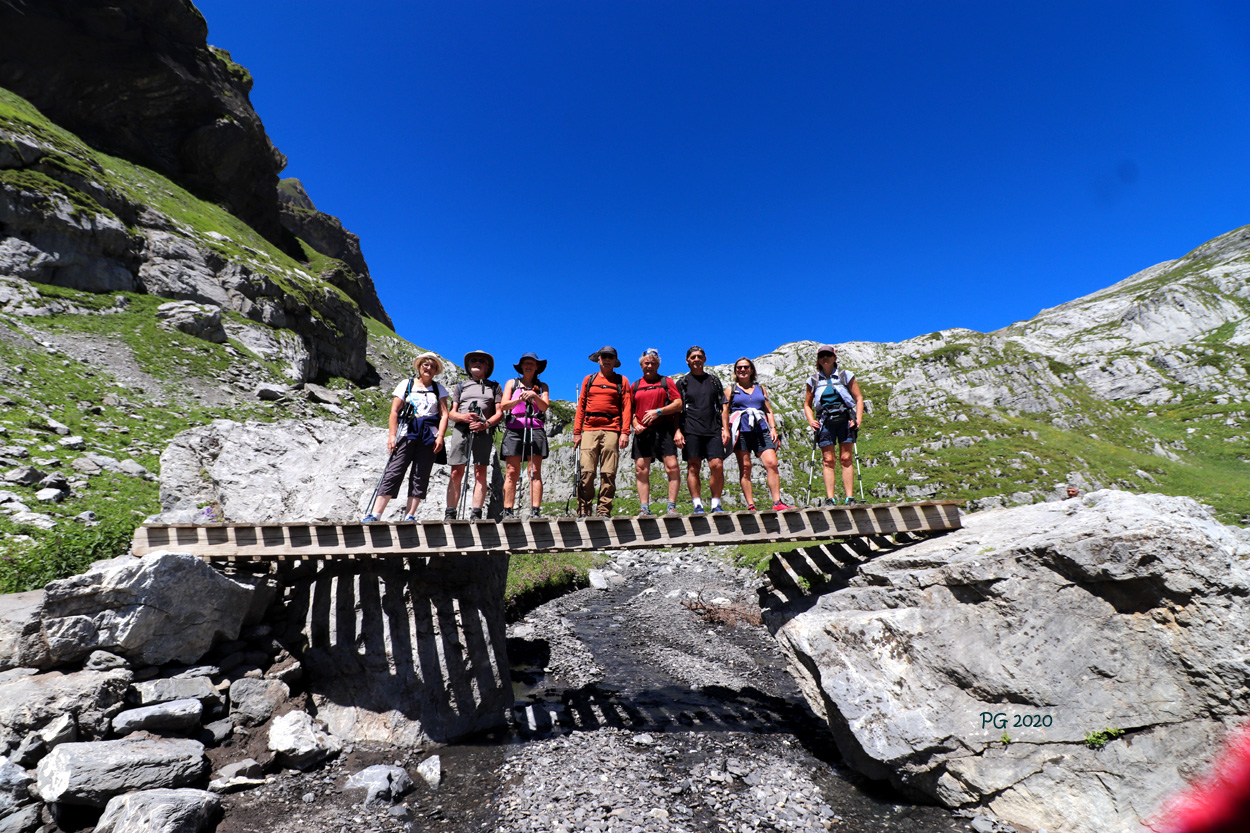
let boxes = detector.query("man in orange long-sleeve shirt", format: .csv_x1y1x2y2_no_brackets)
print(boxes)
573,346,633,516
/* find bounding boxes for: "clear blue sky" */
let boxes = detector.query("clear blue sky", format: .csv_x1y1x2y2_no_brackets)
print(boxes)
196,0,1250,396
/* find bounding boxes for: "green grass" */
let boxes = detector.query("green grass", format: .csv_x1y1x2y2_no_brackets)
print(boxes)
504,552,604,620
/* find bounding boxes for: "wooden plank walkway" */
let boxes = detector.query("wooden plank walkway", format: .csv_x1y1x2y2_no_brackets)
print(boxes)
132,501,962,562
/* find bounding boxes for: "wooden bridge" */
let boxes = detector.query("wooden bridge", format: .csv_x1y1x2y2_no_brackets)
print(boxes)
131,500,963,562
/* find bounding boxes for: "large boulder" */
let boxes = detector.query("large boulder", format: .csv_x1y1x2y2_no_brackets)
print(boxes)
0,590,49,672
0,667,131,750
95,788,220,833
39,552,255,668
35,738,206,807
764,490,1250,833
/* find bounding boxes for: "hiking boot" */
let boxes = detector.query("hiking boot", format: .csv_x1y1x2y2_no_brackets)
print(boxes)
693,505,706,515
824,497,837,508
501,508,516,519
469,508,483,521
844,497,860,506
595,508,611,517
666,503,679,515
638,505,653,517
773,502,793,511
403,514,417,522
711,505,725,514
444,507,457,520
361,513,380,523
528,507,542,519
746,504,756,512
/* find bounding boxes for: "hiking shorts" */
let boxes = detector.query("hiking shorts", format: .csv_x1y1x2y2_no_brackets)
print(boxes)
447,426,494,466
734,429,777,454
631,425,678,460
817,419,857,448
682,433,726,462
501,426,549,460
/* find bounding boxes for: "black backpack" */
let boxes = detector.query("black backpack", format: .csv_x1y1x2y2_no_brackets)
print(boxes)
579,373,626,420
676,372,724,416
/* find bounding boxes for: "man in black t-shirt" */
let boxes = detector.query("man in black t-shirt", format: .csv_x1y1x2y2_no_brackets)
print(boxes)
674,346,729,514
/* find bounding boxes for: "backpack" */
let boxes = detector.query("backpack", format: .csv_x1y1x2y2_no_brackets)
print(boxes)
676,372,724,416
453,378,501,418
810,369,854,420
727,382,768,415
632,375,672,406
579,373,626,420
506,377,546,425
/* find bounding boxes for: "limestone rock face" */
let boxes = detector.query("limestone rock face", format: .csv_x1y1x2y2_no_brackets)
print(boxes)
764,490,1250,833
40,552,255,667
155,301,226,344
95,788,221,833
34,738,207,807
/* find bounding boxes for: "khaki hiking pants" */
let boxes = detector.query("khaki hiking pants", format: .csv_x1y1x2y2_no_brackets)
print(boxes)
578,430,619,515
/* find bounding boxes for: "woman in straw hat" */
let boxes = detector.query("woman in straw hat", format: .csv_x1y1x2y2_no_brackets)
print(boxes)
362,352,450,522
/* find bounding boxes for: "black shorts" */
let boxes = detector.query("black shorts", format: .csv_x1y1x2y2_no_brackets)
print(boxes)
682,433,726,462
501,427,549,460
631,425,678,460
817,419,857,447
733,429,777,454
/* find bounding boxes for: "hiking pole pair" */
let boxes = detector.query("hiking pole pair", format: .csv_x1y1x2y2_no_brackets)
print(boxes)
457,402,483,518
853,441,865,502
806,431,818,507
517,401,533,516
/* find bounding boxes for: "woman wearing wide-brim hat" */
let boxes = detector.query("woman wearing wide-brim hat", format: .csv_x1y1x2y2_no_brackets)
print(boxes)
499,352,550,518
363,352,449,522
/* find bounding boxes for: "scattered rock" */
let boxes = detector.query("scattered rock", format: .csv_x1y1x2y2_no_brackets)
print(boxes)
34,738,207,806
255,384,288,402
344,764,414,806
70,456,102,475
84,650,128,671
0,591,48,672
2,467,44,487
37,713,77,749
95,787,221,833
57,435,85,450
0,668,131,750
130,678,219,709
0,802,40,833
0,755,34,817
227,678,288,728
416,755,441,788
7,512,54,530
34,488,64,503
119,458,153,479
112,698,203,736
267,711,341,770
156,301,227,344
303,383,341,406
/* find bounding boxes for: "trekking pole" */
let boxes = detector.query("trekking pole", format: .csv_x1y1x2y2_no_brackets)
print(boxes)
519,400,533,515
854,441,865,502
458,403,478,518
806,432,817,507
366,445,399,517
565,386,580,516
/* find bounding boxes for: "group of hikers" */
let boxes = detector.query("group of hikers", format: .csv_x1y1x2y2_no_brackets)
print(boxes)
361,343,864,522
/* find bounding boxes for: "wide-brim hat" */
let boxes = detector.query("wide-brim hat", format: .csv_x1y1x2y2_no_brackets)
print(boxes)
413,352,443,374
513,351,548,375
589,346,621,368
463,350,494,378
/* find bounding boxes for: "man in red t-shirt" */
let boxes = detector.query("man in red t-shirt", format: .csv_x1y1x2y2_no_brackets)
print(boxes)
573,346,633,516
630,349,683,516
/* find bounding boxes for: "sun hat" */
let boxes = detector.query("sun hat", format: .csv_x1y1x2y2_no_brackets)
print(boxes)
462,350,495,377
412,352,443,374
589,346,621,368
817,343,838,356
513,351,548,375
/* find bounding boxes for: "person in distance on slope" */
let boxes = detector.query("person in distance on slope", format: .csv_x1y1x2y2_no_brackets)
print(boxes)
363,352,450,522
444,350,503,521
673,346,729,514
499,352,551,519
726,357,791,511
630,348,683,516
573,346,633,517
802,343,864,505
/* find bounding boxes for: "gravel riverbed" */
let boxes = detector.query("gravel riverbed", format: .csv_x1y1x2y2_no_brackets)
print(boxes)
218,545,1014,833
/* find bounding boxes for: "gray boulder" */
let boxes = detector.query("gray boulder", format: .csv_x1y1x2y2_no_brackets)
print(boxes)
94,788,220,833
40,552,255,667
228,678,288,728
0,803,40,833
0,591,48,672
765,490,1250,833
1,468,43,487
129,678,218,709
267,711,340,770
34,738,207,806
155,301,227,344
0,755,34,817
344,764,414,806
0,668,130,750
113,699,203,736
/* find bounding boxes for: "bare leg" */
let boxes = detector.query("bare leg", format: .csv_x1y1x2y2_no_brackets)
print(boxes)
663,455,680,503
709,457,725,500
636,457,653,506
447,464,466,510
504,456,521,507
760,448,781,503
371,494,393,516
686,459,703,503
472,464,489,508
404,496,420,516
528,457,544,507
840,442,855,499
821,446,838,499
736,450,755,506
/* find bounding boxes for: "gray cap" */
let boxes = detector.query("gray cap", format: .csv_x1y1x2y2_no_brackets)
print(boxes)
817,344,838,356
